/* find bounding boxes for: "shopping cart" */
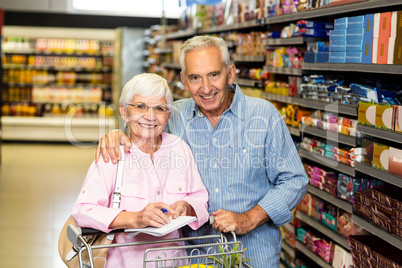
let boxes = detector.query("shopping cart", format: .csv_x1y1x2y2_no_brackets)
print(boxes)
67,223,251,268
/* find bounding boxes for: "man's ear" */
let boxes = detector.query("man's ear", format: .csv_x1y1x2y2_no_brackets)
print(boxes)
180,72,190,92
119,105,128,123
228,64,236,85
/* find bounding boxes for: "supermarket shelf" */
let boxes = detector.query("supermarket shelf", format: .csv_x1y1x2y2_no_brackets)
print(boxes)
357,124,402,144
233,55,265,62
4,83,112,89
202,20,262,34
307,185,353,213
352,214,402,251
263,37,305,46
161,1,402,39
235,78,263,88
263,66,303,76
154,48,172,54
296,211,350,249
282,241,296,258
287,126,300,137
3,64,112,72
164,29,196,40
262,92,296,104
297,98,358,116
300,148,355,176
303,62,402,75
161,62,181,70
355,162,402,188
266,0,402,24
1,116,116,142
262,93,357,116
284,223,295,234
301,125,357,147
295,241,332,268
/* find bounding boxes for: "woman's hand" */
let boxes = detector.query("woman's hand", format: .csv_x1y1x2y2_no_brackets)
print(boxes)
109,202,174,229
96,130,132,164
170,200,196,219
137,202,175,228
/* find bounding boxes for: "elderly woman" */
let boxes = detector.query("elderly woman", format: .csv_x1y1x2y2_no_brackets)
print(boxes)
71,73,209,267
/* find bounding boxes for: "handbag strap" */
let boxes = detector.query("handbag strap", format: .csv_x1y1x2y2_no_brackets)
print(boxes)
107,145,126,240
112,145,125,209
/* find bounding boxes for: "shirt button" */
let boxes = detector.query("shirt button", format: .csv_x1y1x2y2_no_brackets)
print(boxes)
157,191,160,195
215,188,219,193
213,163,217,168
243,148,247,153
213,138,217,143
179,187,182,191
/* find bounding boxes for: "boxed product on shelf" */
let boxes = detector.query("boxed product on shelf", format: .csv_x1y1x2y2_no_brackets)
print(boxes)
377,12,392,64
375,103,393,130
362,14,374,64
394,105,402,132
321,202,337,231
349,235,402,267
332,244,353,268
372,142,389,171
388,147,402,176
358,101,378,126
371,187,402,209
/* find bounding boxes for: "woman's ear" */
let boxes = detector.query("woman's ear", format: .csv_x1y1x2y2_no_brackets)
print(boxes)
120,105,129,123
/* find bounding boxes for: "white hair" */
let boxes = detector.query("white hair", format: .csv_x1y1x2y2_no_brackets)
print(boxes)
179,35,231,74
119,73,173,111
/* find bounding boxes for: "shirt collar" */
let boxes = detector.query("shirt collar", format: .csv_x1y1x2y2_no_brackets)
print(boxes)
187,83,245,120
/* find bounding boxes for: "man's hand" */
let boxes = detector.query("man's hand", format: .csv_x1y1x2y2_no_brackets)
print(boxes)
96,130,132,163
211,205,270,235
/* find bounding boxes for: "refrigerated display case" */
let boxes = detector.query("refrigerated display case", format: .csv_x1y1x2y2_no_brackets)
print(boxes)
1,26,117,142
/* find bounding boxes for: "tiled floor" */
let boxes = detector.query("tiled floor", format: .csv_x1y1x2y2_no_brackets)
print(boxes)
0,142,95,268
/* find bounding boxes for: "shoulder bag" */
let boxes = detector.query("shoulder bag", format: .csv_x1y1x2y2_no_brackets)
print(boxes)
58,146,126,267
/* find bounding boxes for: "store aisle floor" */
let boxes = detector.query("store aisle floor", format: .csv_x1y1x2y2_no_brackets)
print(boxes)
0,142,95,268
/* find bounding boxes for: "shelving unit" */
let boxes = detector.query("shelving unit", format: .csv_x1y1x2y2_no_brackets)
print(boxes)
262,66,303,76
300,148,355,177
352,214,402,251
263,37,305,46
296,211,349,249
147,0,402,266
1,26,117,142
295,241,332,268
160,0,402,40
235,78,263,88
262,92,358,116
303,63,402,75
232,55,265,62
307,185,352,213
301,124,357,147
282,240,296,259
287,126,300,137
1,115,115,142
357,124,402,144
161,62,181,70
355,162,402,187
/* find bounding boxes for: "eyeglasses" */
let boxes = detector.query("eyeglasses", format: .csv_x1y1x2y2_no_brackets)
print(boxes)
127,103,168,115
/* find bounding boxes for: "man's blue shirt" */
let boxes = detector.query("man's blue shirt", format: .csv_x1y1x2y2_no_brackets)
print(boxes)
166,84,308,267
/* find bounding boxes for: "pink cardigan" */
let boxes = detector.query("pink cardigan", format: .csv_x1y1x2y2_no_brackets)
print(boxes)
71,132,209,267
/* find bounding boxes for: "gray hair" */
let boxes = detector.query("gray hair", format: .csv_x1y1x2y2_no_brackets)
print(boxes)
119,73,173,112
179,35,231,74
